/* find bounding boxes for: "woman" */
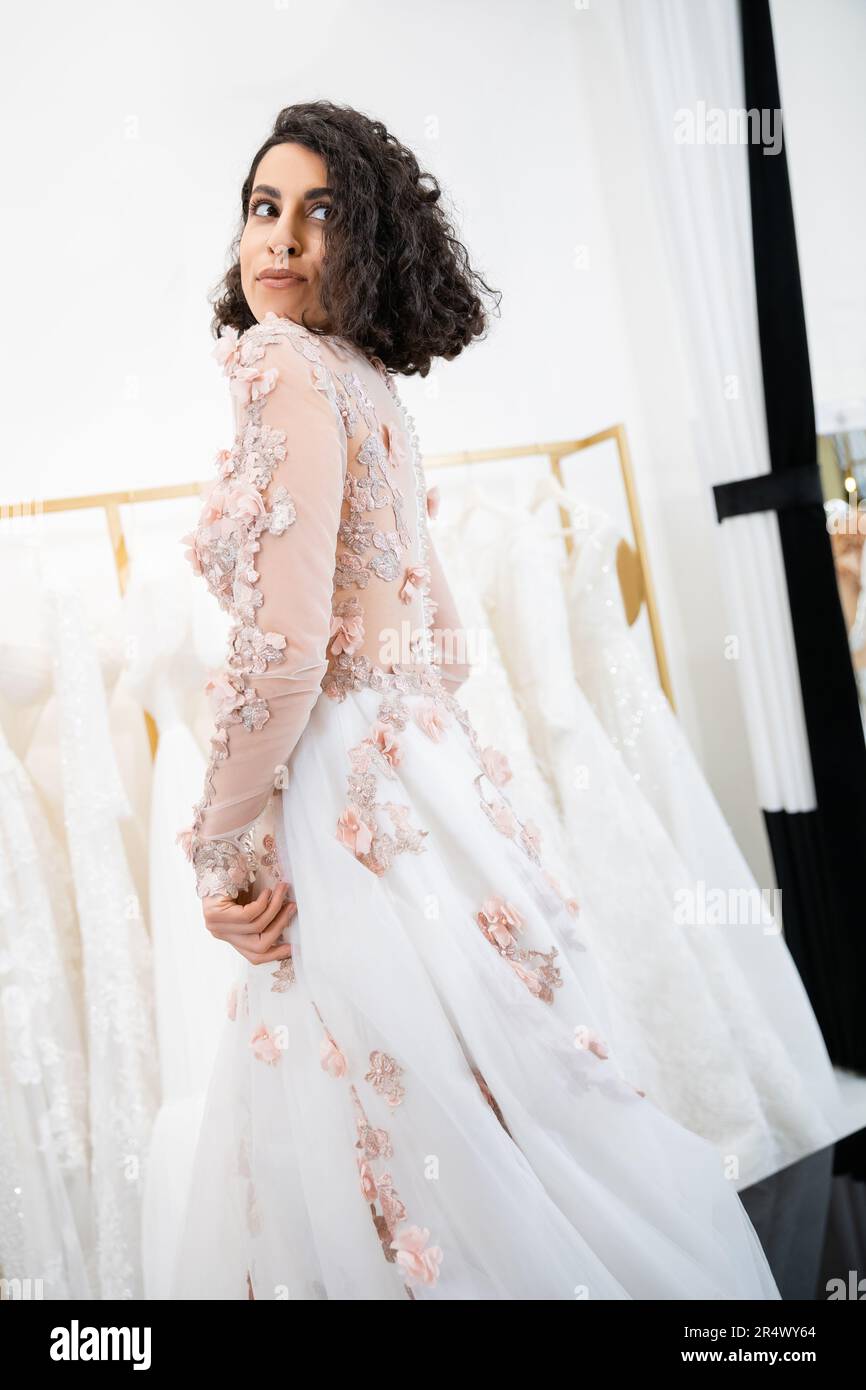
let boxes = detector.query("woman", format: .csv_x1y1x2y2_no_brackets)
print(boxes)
172,100,780,1300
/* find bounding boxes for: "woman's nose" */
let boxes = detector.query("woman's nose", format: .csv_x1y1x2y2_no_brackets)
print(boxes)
269,223,301,262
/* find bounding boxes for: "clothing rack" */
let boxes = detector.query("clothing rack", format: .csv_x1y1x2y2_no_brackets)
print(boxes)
0,424,674,757
422,424,673,708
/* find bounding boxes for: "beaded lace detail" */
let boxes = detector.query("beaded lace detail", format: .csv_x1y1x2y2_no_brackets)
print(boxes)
364,1050,407,1108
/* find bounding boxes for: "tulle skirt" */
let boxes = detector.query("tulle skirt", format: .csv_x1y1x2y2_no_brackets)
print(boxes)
170,661,781,1300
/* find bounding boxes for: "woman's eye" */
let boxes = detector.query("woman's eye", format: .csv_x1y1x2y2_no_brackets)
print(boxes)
248,198,330,222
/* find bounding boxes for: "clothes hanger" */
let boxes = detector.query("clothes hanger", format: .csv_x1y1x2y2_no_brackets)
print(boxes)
453,477,583,541
528,472,647,624
529,473,612,532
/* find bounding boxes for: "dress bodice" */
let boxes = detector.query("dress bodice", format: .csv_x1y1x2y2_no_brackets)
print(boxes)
229,323,434,689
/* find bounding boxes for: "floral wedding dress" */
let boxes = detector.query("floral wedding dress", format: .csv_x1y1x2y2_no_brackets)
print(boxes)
170,310,781,1301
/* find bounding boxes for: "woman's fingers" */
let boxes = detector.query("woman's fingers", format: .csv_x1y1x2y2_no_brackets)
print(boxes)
246,882,296,934
201,886,270,929
218,895,296,961
203,883,291,939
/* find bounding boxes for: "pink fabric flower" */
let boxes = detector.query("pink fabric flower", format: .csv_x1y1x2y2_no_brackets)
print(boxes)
490,896,525,931
574,1026,609,1060
250,1024,282,1065
320,1035,348,1078
197,483,227,528
358,1159,378,1202
426,486,440,521
399,564,431,605
224,479,268,525
204,672,245,723
226,984,238,1021
251,366,279,402
481,746,512,788
370,722,402,767
391,1225,443,1286
489,919,516,950
476,896,525,950
413,700,448,742
215,447,234,478
329,609,365,656
212,325,240,372
336,806,374,856
180,532,202,575
229,364,278,408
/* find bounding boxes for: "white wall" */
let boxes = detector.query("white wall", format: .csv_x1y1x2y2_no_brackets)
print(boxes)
1,0,645,501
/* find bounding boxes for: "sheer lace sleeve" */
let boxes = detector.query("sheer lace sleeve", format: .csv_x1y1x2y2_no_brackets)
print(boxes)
177,321,347,899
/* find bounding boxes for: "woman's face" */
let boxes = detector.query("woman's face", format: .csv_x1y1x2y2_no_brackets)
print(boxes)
240,142,332,329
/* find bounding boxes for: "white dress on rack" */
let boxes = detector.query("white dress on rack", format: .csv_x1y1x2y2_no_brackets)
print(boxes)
458,493,843,1189
0,645,93,1298
169,312,782,1300
562,500,850,1163
47,583,160,1299
121,561,241,1298
565,502,761,879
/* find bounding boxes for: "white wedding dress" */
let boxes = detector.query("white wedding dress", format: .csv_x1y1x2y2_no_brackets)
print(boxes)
455,493,842,1190
47,583,160,1299
565,501,772,884
0,646,92,1298
169,311,782,1300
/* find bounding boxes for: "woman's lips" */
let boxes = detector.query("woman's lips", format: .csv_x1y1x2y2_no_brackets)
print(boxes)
259,275,305,289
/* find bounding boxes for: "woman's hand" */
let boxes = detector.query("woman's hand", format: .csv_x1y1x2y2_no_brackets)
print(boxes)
201,881,296,964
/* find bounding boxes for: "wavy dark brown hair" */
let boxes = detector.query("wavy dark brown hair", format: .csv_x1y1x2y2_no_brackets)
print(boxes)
210,100,501,377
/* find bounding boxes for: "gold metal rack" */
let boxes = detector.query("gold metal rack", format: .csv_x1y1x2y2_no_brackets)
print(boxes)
423,423,673,709
0,423,674,758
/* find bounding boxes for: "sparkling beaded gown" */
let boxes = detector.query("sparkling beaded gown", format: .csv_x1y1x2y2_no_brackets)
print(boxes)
170,311,781,1301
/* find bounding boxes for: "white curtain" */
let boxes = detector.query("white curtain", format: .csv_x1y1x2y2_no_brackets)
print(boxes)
609,0,815,813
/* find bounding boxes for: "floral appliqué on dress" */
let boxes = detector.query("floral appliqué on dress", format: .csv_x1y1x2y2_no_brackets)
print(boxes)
475,895,563,1003
335,698,429,875
312,1002,441,1295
